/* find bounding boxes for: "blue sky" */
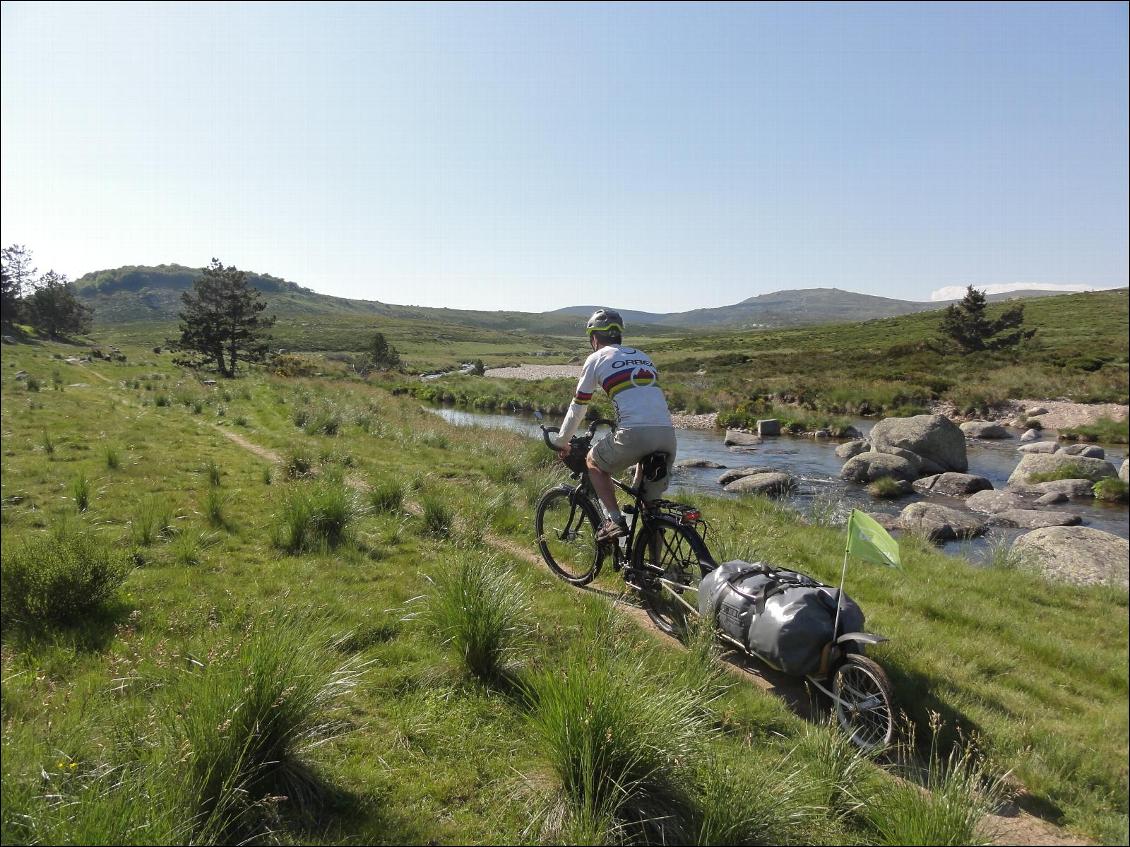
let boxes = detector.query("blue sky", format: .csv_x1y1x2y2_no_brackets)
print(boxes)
2,2,1126,312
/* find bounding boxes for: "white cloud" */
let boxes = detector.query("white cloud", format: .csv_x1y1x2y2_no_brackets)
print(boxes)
929,283,1124,302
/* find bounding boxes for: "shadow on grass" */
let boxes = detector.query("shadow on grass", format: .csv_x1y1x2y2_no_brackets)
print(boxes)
1,597,134,654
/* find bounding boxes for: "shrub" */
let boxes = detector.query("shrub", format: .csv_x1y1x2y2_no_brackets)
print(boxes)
425,552,532,683
72,472,90,512
26,376,41,392
420,493,453,538
292,408,310,428
168,613,366,834
1,531,130,626
154,393,170,407
272,479,355,553
369,478,404,514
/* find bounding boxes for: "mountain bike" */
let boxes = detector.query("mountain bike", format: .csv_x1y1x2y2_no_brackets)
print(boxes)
534,419,715,636
533,418,895,751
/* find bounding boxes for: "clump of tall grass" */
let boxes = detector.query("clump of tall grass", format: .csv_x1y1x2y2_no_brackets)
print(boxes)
1059,416,1129,444
167,613,366,837
283,448,314,479
420,493,454,537
261,466,272,486
25,376,41,392
369,477,404,514
417,430,450,450
130,496,175,546
203,459,222,487
72,472,91,512
860,716,1010,846
154,393,170,407
104,445,120,470
1092,477,1129,502
303,406,342,436
41,432,55,455
1,530,130,626
170,528,217,566
203,488,230,530
1025,462,1093,484
689,747,816,846
272,479,356,553
425,552,533,683
525,644,711,835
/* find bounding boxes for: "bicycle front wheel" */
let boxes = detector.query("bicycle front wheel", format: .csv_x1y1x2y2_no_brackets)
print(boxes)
832,655,895,752
534,486,604,586
631,518,713,638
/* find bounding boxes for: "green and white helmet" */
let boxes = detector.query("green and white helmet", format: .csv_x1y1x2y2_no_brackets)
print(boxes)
585,308,624,338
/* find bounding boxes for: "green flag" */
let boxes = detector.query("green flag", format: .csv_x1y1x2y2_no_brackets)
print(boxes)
846,509,901,568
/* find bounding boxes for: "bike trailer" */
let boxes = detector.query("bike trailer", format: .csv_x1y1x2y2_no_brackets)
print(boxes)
698,560,865,676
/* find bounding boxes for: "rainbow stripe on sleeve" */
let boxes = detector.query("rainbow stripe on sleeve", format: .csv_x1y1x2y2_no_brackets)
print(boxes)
573,390,593,405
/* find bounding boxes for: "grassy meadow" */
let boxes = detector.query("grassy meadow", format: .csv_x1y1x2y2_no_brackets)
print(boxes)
1,336,1127,844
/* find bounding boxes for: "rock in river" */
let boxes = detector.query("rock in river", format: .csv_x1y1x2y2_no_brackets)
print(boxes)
717,466,776,486
960,420,1011,439
1011,526,1130,589
1012,479,1097,499
835,439,870,460
990,510,1082,529
675,458,726,469
966,489,1028,513
1007,454,1118,486
723,471,794,498
724,429,761,448
840,452,919,484
1062,444,1106,459
912,472,993,497
870,414,968,473
1017,441,1059,454
898,503,988,542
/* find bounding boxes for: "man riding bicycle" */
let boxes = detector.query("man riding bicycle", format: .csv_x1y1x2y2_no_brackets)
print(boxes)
548,308,677,542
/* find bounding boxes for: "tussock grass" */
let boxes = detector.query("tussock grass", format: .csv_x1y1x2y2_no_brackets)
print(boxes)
283,447,314,479
170,528,220,566
420,493,454,537
524,642,712,835
860,717,1010,846
272,478,356,553
168,613,367,837
41,431,55,455
868,476,909,499
1,530,130,627
203,459,222,487
1026,462,1094,483
425,551,532,683
104,445,120,469
71,471,90,512
1056,416,1128,444
369,477,404,514
130,496,174,546
203,488,230,529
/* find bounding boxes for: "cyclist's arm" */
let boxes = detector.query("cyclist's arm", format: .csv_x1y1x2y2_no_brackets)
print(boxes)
550,356,598,447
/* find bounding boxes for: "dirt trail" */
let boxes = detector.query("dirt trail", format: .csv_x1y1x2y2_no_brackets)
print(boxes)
189,413,1093,846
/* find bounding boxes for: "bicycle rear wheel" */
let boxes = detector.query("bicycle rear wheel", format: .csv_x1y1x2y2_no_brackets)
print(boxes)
631,518,713,637
535,486,603,586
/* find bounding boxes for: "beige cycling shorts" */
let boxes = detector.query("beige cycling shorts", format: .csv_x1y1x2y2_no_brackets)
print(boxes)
590,425,678,502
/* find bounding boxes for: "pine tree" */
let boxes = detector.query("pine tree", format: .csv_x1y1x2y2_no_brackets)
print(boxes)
1,244,37,324
369,331,400,370
173,259,276,377
938,286,1035,353
26,271,93,338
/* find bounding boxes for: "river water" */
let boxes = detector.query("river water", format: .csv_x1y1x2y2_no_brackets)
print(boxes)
428,407,1129,562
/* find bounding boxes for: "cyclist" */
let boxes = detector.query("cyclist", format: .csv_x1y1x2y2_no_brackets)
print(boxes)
548,308,677,542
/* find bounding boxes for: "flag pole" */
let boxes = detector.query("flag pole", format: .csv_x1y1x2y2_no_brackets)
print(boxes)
833,511,853,641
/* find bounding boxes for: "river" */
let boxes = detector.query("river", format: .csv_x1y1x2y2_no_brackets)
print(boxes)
428,406,1130,562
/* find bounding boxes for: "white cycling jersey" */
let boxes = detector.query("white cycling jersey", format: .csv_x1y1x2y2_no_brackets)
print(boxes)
555,344,672,444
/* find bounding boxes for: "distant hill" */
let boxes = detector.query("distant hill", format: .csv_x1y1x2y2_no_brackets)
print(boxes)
74,264,1118,333
72,264,601,334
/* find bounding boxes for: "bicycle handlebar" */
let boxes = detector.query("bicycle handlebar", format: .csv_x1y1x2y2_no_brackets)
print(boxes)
539,419,617,451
